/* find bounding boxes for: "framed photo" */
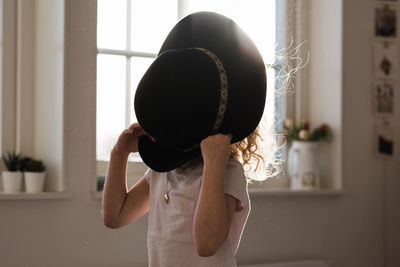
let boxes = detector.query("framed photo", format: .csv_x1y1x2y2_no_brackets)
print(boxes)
374,4,397,39
374,41,398,79
376,120,395,157
374,80,395,115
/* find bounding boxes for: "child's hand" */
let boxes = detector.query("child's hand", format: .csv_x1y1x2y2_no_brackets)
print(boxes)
200,134,232,166
113,123,154,157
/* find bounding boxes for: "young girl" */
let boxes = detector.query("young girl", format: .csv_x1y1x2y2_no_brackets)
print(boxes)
102,123,263,266
102,11,269,266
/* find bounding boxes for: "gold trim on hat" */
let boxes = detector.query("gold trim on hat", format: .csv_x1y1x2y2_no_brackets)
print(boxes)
195,48,228,134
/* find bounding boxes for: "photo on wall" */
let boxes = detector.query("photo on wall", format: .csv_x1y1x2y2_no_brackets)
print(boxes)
374,42,398,79
374,80,395,115
375,4,397,38
376,120,395,157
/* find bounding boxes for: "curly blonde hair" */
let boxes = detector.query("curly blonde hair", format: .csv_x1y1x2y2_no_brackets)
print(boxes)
230,126,264,173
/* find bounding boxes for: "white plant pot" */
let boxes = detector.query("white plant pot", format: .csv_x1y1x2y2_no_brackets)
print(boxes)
287,141,320,190
24,172,46,193
2,171,23,193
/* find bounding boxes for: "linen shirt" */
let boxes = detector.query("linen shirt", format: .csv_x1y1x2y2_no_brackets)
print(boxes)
144,157,250,267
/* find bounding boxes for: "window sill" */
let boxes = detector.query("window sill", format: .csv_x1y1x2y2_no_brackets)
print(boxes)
0,191,70,200
248,187,344,197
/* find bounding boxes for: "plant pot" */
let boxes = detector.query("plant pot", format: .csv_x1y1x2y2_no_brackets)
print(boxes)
24,172,46,193
287,141,320,190
1,171,23,193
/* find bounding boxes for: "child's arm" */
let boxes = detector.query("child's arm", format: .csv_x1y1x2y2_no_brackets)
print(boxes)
102,123,151,229
193,134,239,257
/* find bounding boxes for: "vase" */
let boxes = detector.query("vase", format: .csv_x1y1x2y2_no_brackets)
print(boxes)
24,172,46,193
287,141,320,190
1,171,23,193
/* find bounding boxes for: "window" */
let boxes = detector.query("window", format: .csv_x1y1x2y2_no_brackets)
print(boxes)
96,0,282,189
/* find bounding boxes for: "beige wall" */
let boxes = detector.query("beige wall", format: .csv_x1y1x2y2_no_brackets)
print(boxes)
0,0,399,266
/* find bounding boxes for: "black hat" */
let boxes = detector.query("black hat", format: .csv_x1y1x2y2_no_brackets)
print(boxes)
134,11,266,172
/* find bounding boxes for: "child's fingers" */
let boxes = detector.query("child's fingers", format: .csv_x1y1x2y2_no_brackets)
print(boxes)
125,123,145,136
127,123,141,133
125,123,155,142
201,133,232,147
123,129,132,135
128,123,140,130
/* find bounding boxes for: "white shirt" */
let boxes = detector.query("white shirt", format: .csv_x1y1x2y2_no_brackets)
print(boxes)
144,157,250,267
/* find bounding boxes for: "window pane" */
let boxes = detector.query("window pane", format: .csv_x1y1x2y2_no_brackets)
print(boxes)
185,0,276,63
131,0,178,53
233,0,276,64
97,0,127,50
97,54,126,160
185,0,235,18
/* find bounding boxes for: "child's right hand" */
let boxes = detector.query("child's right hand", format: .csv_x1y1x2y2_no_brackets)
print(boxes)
113,123,154,157
200,133,232,167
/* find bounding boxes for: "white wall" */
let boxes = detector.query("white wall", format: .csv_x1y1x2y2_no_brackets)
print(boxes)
0,0,399,266
34,0,65,192
309,0,342,190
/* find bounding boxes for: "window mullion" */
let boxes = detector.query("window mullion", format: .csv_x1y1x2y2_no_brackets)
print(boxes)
126,0,131,50
125,0,132,128
97,48,157,58
125,57,131,128
178,0,189,20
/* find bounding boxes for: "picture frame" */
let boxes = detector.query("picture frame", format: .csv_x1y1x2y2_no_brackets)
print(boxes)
376,119,395,157
373,41,398,79
373,80,395,115
374,4,398,39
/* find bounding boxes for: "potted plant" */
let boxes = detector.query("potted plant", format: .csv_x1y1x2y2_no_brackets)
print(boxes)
283,119,332,190
23,157,46,193
1,151,24,193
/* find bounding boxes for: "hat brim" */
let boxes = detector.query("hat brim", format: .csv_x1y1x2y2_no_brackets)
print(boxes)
138,135,201,172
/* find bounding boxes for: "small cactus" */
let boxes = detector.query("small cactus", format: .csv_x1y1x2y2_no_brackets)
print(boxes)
2,151,24,172
24,158,46,172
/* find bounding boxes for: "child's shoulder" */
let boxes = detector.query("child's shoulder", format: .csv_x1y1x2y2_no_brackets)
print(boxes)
227,155,244,170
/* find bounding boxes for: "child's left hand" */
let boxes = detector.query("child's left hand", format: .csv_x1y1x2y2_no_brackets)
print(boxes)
200,133,232,166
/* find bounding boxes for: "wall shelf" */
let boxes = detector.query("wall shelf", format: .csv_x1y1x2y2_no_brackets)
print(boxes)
0,192,70,200
249,187,344,197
